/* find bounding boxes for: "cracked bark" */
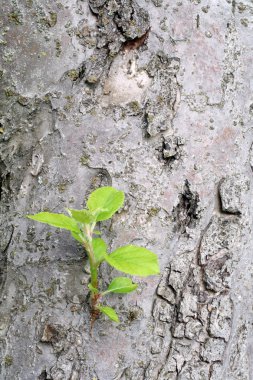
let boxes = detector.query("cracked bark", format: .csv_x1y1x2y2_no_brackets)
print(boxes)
1,1,253,379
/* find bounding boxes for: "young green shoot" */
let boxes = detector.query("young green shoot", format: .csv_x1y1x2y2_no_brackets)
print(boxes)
27,187,160,326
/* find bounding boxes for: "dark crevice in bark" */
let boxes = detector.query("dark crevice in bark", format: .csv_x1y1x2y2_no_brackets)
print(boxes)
38,369,52,380
121,27,150,53
0,225,14,298
232,0,236,15
172,180,200,233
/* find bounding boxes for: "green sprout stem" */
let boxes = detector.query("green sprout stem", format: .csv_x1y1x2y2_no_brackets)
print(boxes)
84,223,98,311
83,224,101,325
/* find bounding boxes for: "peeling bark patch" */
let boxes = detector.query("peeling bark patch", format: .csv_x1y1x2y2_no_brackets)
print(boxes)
47,328,90,379
41,324,62,344
156,136,185,168
85,0,150,85
144,53,181,137
0,162,11,204
146,214,242,379
218,174,250,215
122,28,150,53
162,137,184,161
227,323,250,379
172,180,200,233
199,216,241,292
0,225,14,296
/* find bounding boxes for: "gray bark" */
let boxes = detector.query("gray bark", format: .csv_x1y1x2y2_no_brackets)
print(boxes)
1,0,253,379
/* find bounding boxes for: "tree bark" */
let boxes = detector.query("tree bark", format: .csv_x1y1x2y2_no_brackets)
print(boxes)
1,0,253,379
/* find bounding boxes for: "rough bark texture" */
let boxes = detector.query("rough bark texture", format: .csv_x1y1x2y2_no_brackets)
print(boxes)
1,0,253,379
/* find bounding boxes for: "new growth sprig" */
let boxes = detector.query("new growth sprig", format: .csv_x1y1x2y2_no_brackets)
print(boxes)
27,187,160,326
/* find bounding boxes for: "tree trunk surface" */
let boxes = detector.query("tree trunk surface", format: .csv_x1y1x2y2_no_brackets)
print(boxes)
1,0,253,379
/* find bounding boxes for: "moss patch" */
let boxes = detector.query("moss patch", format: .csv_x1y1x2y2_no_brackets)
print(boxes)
4,355,13,367
67,69,79,81
8,12,23,25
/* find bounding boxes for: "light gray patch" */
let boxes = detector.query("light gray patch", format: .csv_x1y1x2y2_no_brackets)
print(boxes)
219,174,250,215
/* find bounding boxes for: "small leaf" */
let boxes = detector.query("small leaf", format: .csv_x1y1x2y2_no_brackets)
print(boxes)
71,231,85,243
105,245,160,277
27,212,79,233
93,230,101,235
104,277,137,294
92,238,107,264
98,305,119,322
67,208,94,224
88,283,99,294
87,186,124,222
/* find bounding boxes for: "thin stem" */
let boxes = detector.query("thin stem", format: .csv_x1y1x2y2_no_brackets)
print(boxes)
90,263,98,289
83,240,98,288
83,225,95,263
83,223,101,329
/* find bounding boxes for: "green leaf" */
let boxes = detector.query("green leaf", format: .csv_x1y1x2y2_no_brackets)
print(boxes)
71,231,85,243
92,238,107,264
98,305,119,322
87,186,124,222
88,283,99,294
67,208,94,224
27,212,79,233
104,277,137,294
105,245,160,277
93,230,101,235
